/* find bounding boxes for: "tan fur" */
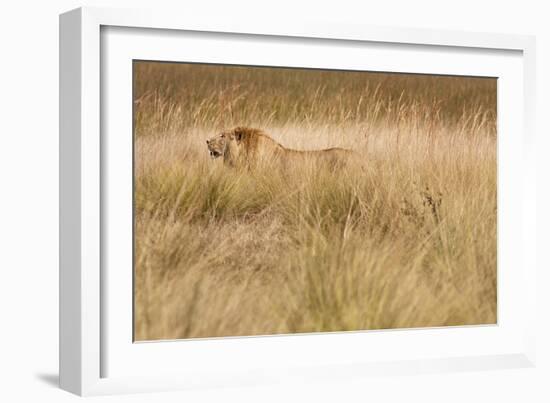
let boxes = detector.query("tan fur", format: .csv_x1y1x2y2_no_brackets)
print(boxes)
206,126,353,169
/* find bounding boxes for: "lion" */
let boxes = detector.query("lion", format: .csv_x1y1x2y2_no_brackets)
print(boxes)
206,126,353,170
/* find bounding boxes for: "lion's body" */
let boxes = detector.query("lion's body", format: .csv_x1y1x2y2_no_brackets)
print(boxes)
206,127,353,170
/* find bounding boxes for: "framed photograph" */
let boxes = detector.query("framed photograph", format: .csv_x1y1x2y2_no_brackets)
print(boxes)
59,6,537,396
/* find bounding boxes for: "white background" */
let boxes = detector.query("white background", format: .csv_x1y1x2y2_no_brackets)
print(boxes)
0,0,548,402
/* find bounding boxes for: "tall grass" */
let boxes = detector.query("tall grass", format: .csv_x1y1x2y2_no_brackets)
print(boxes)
133,61,496,341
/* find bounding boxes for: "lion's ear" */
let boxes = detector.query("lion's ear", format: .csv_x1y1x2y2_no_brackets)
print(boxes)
234,131,243,142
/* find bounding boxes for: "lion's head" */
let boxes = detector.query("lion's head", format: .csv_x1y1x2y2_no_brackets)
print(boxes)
206,128,248,165
205,132,225,159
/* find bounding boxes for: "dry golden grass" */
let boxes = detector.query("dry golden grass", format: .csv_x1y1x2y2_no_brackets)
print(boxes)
133,62,497,341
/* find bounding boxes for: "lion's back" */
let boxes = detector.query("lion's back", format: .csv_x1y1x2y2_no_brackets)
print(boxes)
283,146,353,166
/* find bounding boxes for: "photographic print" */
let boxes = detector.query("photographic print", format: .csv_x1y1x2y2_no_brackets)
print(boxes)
133,61,497,341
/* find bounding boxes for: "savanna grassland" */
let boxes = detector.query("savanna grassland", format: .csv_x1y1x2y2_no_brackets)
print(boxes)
133,61,497,341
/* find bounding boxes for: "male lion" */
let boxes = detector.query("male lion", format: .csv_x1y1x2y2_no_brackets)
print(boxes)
206,126,352,169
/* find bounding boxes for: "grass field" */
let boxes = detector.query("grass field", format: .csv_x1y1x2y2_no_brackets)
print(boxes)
133,61,497,341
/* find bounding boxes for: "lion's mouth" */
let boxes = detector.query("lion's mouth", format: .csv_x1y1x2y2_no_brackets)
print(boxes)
209,150,222,159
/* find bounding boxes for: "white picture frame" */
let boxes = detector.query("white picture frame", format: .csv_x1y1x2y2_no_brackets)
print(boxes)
59,6,537,396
